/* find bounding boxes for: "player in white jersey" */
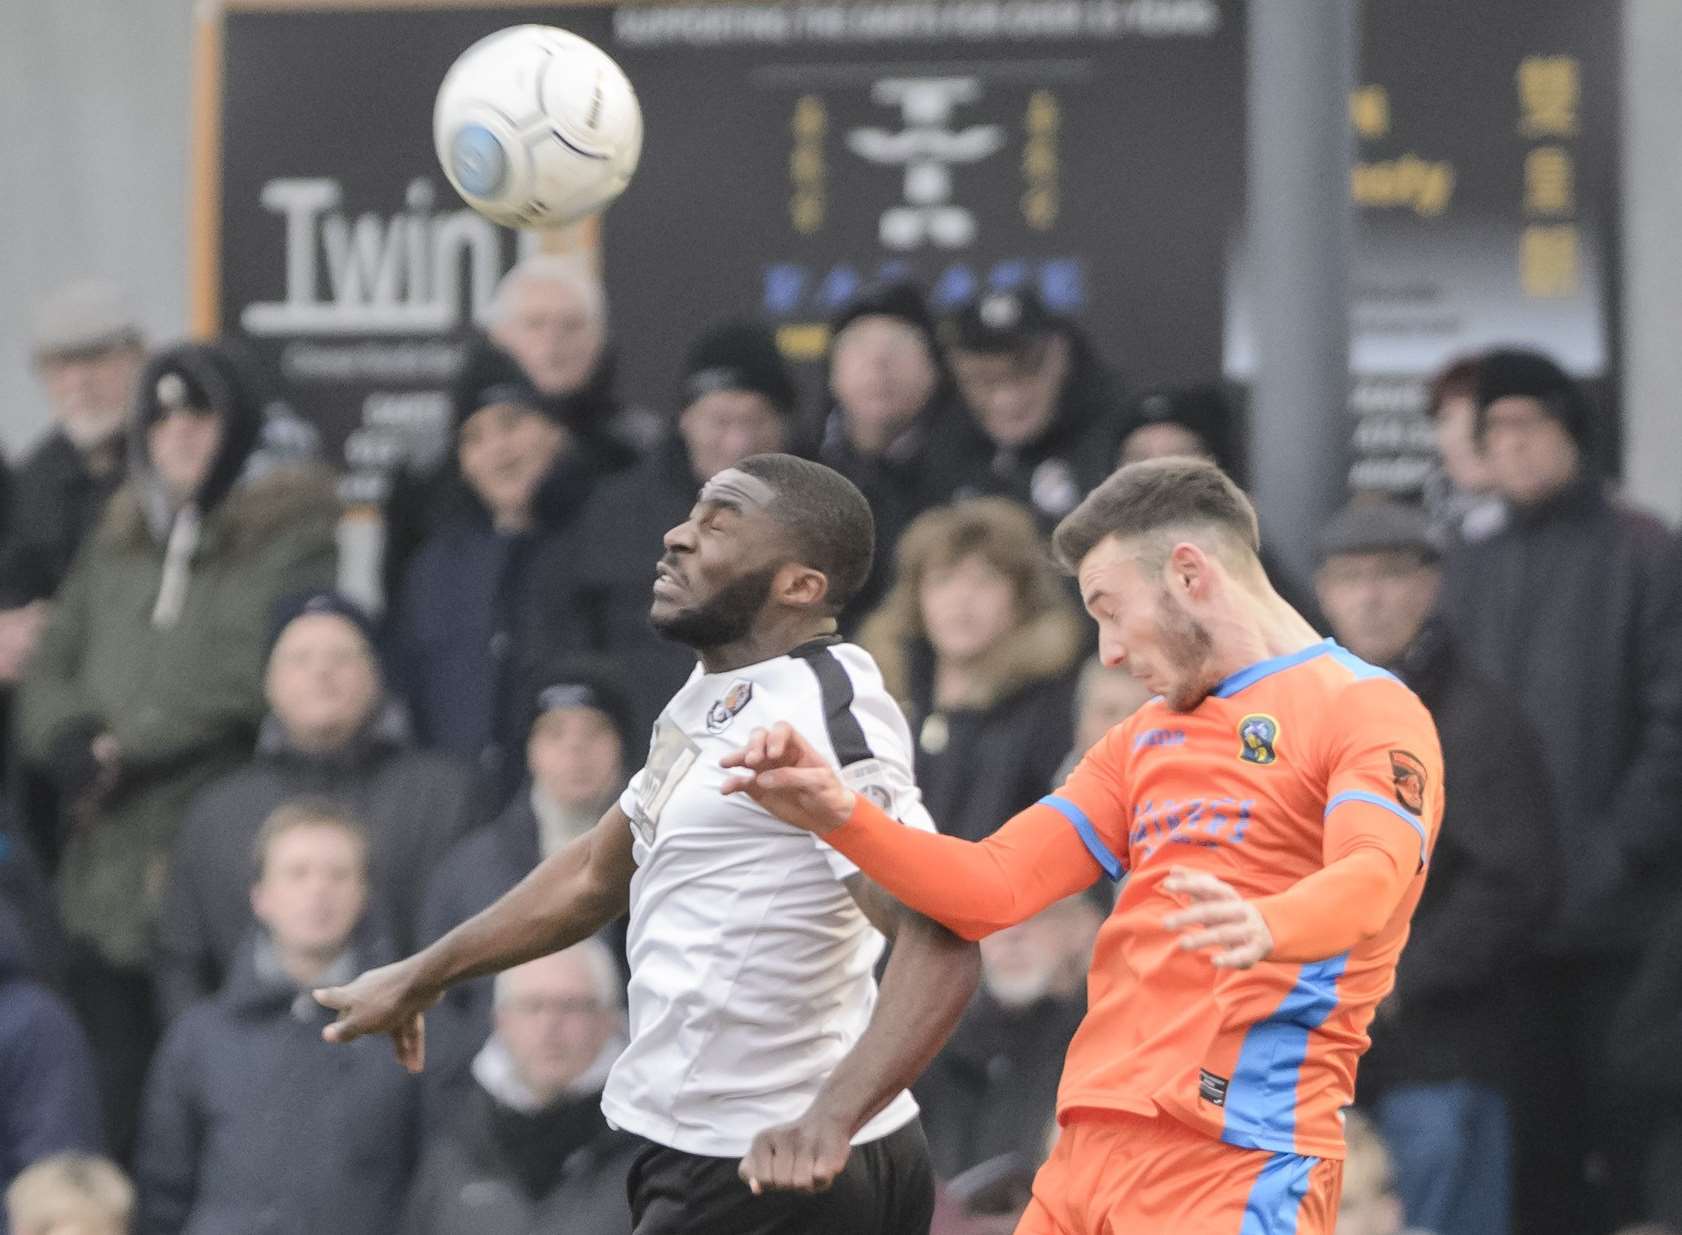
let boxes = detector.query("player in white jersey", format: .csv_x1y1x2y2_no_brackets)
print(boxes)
315,454,977,1235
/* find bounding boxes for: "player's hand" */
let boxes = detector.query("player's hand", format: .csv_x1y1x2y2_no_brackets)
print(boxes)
1161,866,1274,970
313,958,441,1073
738,1107,853,1195
720,723,855,836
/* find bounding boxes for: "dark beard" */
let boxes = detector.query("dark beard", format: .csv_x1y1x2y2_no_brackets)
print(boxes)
1155,588,1216,712
650,564,779,650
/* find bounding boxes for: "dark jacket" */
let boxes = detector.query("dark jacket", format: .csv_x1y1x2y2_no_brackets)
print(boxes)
817,402,949,632
155,704,475,1024
400,1079,636,1235
380,340,644,606
0,431,124,607
417,791,628,1088
1442,480,1682,954
1357,620,1558,1094
525,436,705,739
914,991,1084,1180
135,932,420,1235
0,883,101,1190
862,611,1084,841
923,323,1129,530
418,793,543,1087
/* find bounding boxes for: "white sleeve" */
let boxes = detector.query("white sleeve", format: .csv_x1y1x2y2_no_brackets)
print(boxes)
812,682,935,880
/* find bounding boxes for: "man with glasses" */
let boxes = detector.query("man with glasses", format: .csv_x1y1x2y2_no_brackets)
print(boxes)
926,289,1128,529
1441,348,1682,1235
1315,498,1555,1235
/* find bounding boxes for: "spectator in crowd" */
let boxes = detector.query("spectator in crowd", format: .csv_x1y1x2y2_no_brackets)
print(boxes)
0,282,146,869
17,340,338,1159
924,288,1128,529
1610,891,1682,1229
915,895,1088,1180
817,282,953,625
1440,348,1682,1235
530,319,797,734
394,340,601,806
1420,355,1505,544
6,1153,133,1235
382,255,648,599
135,802,417,1235
400,942,636,1235
419,662,634,1086
1315,499,1556,1235
0,281,143,618
1119,385,1321,625
155,591,475,1024
859,499,1082,841
1057,647,1156,784
1336,1111,1408,1235
0,868,101,1191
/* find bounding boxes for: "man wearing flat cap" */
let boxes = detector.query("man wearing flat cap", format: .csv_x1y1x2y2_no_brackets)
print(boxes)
924,288,1128,529
1314,497,1556,1235
1439,347,1682,1233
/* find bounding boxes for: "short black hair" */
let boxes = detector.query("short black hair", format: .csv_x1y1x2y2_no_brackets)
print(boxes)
1052,457,1260,573
737,454,875,613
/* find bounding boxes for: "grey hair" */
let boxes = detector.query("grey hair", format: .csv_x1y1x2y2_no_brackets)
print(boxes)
492,936,623,1011
489,253,607,330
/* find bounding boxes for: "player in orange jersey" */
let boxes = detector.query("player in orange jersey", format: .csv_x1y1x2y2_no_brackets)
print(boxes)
722,457,1444,1235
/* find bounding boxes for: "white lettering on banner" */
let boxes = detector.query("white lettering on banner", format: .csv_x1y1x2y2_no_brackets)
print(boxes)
847,78,1006,250
242,178,508,336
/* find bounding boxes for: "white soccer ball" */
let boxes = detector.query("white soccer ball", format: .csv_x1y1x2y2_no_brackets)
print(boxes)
433,24,643,229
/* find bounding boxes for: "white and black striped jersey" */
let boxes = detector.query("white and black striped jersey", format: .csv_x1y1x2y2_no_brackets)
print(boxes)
602,637,935,1158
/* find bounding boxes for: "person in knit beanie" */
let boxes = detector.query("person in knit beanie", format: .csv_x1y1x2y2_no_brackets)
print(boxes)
819,282,955,627
15,338,338,1160
1473,347,1597,507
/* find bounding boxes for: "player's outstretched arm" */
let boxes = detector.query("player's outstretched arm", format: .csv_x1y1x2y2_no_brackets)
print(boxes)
740,881,979,1195
312,805,636,1072
723,722,1102,939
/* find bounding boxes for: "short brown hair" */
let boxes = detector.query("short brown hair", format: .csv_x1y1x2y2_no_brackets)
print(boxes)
251,798,370,881
1051,457,1260,573
1426,355,1481,419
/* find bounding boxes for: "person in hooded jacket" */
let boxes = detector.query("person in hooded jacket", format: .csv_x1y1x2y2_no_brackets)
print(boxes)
400,942,636,1235
924,288,1130,531
154,591,476,1025
381,256,646,603
858,499,1084,843
394,340,611,809
816,282,955,628
16,339,338,1160
135,801,418,1235
418,660,634,1089
525,319,798,737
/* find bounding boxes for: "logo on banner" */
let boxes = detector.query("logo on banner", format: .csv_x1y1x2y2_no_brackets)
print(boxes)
847,77,1007,250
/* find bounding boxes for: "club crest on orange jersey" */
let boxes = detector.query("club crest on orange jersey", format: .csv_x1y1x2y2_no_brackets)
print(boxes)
1390,749,1427,815
706,680,754,733
1237,714,1280,765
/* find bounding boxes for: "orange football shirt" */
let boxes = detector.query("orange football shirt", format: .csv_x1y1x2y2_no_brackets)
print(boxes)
1041,639,1443,1158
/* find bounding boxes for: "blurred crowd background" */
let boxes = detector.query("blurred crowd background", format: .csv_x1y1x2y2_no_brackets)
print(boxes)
4,3,1682,1235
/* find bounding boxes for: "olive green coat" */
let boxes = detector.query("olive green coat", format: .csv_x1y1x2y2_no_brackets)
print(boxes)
19,465,339,968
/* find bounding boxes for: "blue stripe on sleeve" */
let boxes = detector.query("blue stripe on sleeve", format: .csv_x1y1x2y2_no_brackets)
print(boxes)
1325,789,1428,869
1038,795,1123,881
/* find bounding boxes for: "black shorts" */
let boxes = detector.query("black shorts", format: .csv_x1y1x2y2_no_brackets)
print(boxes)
627,1117,935,1235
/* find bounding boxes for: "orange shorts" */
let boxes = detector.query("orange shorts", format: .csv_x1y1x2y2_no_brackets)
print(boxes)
1015,1110,1342,1235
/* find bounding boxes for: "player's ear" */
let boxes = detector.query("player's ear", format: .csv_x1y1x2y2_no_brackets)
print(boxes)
1166,541,1207,594
776,562,830,611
